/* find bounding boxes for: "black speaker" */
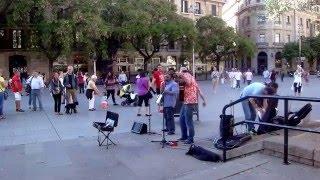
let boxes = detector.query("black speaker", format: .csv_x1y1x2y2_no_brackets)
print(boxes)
131,122,148,134
219,114,234,139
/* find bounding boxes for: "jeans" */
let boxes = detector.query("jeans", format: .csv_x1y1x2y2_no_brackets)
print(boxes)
164,107,175,133
236,80,241,88
28,93,33,106
247,80,252,85
106,89,116,104
31,89,43,110
179,104,196,141
0,92,4,116
242,99,256,131
79,84,85,94
52,93,62,113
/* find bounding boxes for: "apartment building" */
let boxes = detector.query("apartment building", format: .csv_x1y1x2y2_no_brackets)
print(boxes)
236,0,320,74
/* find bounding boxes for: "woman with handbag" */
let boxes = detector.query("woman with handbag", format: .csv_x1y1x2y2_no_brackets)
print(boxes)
0,69,8,119
105,72,119,106
136,71,152,116
50,72,64,115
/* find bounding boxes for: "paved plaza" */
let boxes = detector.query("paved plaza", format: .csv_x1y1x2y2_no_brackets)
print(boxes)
1,76,320,179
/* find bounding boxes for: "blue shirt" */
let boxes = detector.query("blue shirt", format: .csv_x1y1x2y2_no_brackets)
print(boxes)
240,82,266,98
163,80,179,108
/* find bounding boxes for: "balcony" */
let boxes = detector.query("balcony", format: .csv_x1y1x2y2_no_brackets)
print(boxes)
273,42,285,47
256,42,269,47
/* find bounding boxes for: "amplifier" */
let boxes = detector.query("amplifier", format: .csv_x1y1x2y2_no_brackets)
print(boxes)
131,122,148,134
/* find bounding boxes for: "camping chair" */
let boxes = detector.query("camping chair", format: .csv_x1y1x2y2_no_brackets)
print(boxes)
287,103,312,126
93,111,119,148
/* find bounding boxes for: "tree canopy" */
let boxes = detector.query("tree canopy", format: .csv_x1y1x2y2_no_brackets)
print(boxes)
196,16,255,66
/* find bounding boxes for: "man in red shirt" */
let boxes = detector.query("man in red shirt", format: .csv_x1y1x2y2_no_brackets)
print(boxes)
177,68,206,144
11,69,24,112
152,65,164,95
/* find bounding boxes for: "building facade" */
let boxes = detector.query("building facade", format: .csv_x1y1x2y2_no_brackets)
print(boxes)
236,0,320,74
0,0,225,79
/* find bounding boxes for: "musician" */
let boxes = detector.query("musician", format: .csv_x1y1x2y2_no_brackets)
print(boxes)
176,67,206,144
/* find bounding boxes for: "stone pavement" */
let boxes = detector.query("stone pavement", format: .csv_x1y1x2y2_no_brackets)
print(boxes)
1,76,320,179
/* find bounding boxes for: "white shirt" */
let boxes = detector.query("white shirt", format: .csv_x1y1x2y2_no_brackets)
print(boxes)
293,72,302,84
263,70,270,79
118,73,128,82
27,76,44,89
235,72,242,80
245,72,253,81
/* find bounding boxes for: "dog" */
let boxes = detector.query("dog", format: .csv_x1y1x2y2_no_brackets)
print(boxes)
65,103,77,115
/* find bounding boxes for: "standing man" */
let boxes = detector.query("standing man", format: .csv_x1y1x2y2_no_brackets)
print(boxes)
235,69,242,89
0,69,8,119
245,69,253,85
63,66,78,113
263,68,271,85
163,73,179,135
152,65,164,95
11,69,24,112
28,71,45,111
177,67,206,144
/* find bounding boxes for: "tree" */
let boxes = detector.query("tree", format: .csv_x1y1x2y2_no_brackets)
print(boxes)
266,0,320,17
283,42,299,66
119,0,195,70
196,16,236,67
234,35,256,61
6,0,107,72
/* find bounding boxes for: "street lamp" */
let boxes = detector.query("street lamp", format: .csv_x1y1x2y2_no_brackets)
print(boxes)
90,52,97,75
189,4,197,77
298,25,302,65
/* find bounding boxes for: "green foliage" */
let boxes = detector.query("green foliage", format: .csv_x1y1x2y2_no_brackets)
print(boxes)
196,16,255,65
283,42,299,65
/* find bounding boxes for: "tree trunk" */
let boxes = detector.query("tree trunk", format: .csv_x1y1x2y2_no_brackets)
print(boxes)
144,57,151,71
48,58,55,75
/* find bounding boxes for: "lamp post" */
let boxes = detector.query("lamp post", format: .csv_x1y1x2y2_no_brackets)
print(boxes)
298,25,302,65
189,4,197,77
90,52,97,75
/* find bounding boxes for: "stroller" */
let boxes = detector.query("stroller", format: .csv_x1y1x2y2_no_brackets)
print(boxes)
118,84,138,106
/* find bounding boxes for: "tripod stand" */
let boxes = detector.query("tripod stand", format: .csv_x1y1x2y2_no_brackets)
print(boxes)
147,100,158,135
151,108,177,148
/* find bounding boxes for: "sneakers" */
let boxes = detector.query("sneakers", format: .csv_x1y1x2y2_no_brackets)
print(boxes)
16,109,25,112
184,139,194,144
167,132,175,135
178,137,187,141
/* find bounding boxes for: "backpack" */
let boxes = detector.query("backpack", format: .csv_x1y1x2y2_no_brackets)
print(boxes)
25,77,33,93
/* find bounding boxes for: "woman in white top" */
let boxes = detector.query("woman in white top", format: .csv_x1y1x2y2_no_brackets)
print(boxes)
86,75,100,111
210,67,220,94
293,65,304,96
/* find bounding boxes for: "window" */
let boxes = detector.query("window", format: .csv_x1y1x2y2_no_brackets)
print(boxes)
287,35,291,42
195,2,201,14
257,15,266,24
306,19,310,28
259,34,266,42
211,4,217,16
134,58,144,71
12,30,22,49
169,40,175,49
274,34,280,43
275,15,281,24
286,16,290,24
181,0,188,13
256,0,261,3
246,16,250,25
300,18,303,26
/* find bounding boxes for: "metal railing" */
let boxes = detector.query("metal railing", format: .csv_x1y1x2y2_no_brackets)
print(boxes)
221,95,320,164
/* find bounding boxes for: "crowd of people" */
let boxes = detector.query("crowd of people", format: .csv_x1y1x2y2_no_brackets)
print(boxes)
0,63,312,144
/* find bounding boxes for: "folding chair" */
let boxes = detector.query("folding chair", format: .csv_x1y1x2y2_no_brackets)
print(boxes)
93,111,119,148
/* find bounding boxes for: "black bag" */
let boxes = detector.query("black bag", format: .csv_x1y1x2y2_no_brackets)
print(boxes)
86,89,94,100
214,133,252,150
186,145,220,162
146,91,153,99
25,84,31,93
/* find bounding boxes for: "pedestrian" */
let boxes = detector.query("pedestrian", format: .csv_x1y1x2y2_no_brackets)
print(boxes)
235,69,242,89
240,82,278,134
28,71,45,111
210,67,220,94
105,72,118,105
59,71,66,104
77,71,85,94
263,68,271,85
280,68,285,82
136,71,152,116
63,66,78,113
245,69,253,85
84,72,89,90
152,65,165,95
26,74,33,109
176,67,206,144
0,68,8,119
49,72,64,115
270,69,277,83
163,73,179,135
86,75,100,111
11,69,24,112
304,70,310,84
118,70,128,86
293,65,304,96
